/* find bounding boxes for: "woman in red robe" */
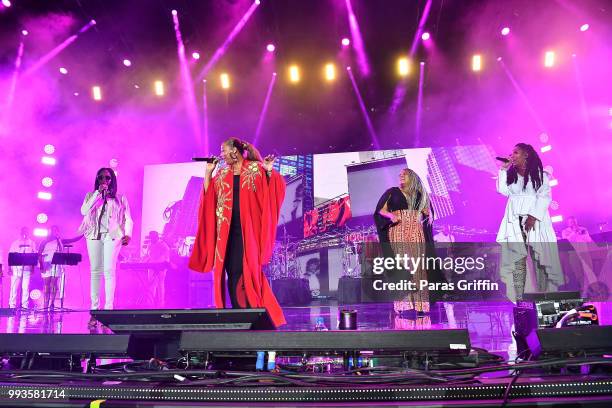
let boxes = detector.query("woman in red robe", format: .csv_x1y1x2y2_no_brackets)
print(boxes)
189,138,286,327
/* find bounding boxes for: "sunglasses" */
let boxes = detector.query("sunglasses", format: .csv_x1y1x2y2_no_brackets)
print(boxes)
97,175,112,181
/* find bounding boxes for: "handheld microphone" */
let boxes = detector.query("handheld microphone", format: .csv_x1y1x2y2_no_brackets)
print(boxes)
192,157,218,163
495,156,510,163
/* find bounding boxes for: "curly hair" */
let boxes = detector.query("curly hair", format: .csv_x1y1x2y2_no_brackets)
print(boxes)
223,138,263,162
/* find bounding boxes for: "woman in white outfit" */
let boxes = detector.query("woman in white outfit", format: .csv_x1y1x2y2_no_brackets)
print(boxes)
80,168,132,314
496,143,563,301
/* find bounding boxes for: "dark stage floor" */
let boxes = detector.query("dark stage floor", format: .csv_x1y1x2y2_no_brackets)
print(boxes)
2,301,612,363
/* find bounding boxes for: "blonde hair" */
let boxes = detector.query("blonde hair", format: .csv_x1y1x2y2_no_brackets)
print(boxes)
400,168,430,214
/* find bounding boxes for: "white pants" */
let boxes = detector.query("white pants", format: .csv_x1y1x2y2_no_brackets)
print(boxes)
9,267,31,308
87,234,122,310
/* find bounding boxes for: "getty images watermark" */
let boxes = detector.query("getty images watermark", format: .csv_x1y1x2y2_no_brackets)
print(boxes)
370,253,499,292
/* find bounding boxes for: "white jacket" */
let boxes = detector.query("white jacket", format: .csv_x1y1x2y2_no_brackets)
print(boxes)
79,191,133,240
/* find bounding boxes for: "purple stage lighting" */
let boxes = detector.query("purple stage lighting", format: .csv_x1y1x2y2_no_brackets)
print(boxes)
123,59,132,67
37,191,52,200
21,30,28,36
41,156,56,166
344,0,370,76
196,0,259,81
266,43,275,52
421,32,430,41
501,27,510,36
59,67,68,75
580,23,589,32
33,228,49,238
2,0,11,7
541,145,552,153
43,144,55,154
171,9,178,16
192,51,200,60
341,38,350,47
36,213,48,224
42,177,54,188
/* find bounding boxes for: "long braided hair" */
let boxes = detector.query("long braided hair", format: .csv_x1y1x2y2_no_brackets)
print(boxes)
507,143,544,191
93,167,118,199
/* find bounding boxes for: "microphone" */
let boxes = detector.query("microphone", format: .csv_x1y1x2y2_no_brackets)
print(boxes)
192,157,218,163
495,156,510,163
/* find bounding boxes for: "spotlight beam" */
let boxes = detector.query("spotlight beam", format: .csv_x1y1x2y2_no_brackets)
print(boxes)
571,55,592,138
497,59,547,132
253,73,277,146
23,20,95,77
344,0,370,76
5,36,25,109
410,0,433,56
202,81,209,155
346,68,379,149
196,1,259,82
415,62,425,147
172,11,202,149
388,0,432,115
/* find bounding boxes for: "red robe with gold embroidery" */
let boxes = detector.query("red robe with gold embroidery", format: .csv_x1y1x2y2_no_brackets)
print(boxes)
188,160,286,327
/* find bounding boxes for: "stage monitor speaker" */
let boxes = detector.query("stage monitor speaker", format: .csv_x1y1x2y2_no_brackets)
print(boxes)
91,308,274,332
91,308,275,360
0,334,131,371
180,329,471,356
534,325,612,358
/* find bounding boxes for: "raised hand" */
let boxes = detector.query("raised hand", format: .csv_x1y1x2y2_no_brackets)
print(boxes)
263,154,276,172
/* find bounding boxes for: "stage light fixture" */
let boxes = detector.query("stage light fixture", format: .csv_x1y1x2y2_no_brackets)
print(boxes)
36,213,48,224
21,30,28,36
472,54,482,72
154,80,165,96
171,9,177,16
220,73,230,89
324,63,336,81
551,215,563,223
341,38,350,47
123,59,132,67
59,67,68,75
397,57,410,77
501,27,510,36
421,32,430,41
41,156,56,166
33,228,49,237
42,177,53,188
2,0,12,8
289,65,300,83
544,50,555,68
92,86,102,101
37,192,52,200
580,23,589,32
266,43,275,52
192,52,200,60
43,144,55,155
541,145,552,153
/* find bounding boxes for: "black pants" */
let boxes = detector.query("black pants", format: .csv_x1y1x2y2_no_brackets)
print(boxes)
224,225,247,308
